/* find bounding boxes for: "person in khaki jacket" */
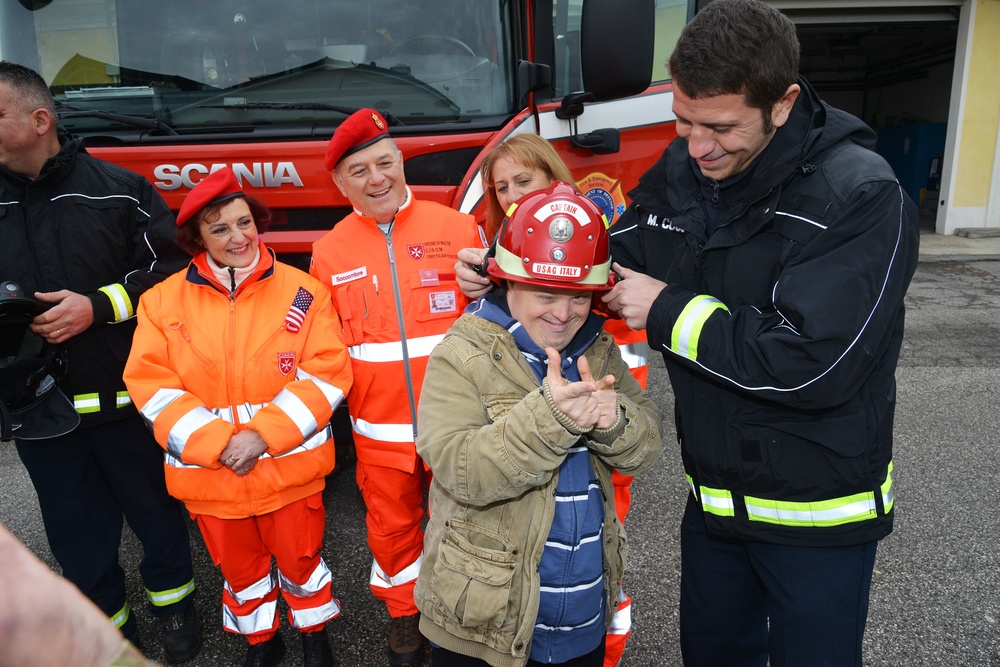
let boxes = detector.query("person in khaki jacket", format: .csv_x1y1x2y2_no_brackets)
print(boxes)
414,182,663,667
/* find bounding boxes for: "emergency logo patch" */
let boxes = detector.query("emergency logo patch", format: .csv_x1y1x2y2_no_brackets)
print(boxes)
278,352,296,376
577,172,627,226
419,268,440,287
407,244,425,261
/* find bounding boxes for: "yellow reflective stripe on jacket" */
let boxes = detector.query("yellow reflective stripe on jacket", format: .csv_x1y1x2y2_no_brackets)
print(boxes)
145,578,196,607
689,461,894,527
699,485,734,517
74,393,100,414
882,461,894,513
99,283,134,322
117,391,132,408
745,491,878,527
671,295,729,360
685,473,698,501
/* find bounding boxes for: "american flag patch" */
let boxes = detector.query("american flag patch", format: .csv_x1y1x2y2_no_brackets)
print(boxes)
285,287,314,333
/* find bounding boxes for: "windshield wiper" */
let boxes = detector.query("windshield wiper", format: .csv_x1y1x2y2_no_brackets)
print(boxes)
197,101,405,126
56,105,178,136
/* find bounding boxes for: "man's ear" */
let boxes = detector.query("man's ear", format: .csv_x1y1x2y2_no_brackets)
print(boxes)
332,171,348,198
31,108,54,136
771,83,801,130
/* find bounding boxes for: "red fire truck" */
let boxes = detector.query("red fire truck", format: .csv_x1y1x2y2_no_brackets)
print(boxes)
2,0,692,266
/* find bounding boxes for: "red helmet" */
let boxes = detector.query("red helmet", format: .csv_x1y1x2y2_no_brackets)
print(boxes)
486,181,613,291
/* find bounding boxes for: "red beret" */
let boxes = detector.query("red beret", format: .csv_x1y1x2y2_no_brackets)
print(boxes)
175,167,244,226
324,108,390,171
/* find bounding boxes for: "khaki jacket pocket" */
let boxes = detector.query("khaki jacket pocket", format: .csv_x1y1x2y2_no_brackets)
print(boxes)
433,520,517,629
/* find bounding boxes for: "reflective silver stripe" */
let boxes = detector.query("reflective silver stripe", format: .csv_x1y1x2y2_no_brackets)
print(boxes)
882,461,895,512
369,553,422,589
141,388,185,423
685,473,698,501
223,599,277,635
270,423,334,459
351,416,414,443
166,407,218,460
775,210,828,230
493,241,611,286
164,421,334,470
607,589,632,635
109,600,130,629
271,388,317,440
699,486,735,517
74,394,101,413
289,598,342,629
140,388,215,461
348,334,445,363
225,572,275,605
744,493,877,527
211,403,266,424
618,341,649,370
164,453,200,469
98,283,133,322
116,391,132,408
278,559,332,598
296,367,346,411
51,192,139,205
689,465,892,528
671,295,729,360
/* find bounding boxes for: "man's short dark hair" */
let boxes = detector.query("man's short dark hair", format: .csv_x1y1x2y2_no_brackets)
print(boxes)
668,0,799,128
0,61,57,118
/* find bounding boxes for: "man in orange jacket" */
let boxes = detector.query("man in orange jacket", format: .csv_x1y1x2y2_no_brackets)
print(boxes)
311,109,480,667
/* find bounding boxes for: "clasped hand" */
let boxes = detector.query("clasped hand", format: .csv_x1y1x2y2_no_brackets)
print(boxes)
545,348,618,431
219,429,268,476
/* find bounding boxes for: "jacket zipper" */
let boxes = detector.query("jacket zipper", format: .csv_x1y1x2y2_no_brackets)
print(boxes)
225,289,255,513
384,222,419,440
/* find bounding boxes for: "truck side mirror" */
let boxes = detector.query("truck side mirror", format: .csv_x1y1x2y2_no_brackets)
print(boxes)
581,0,654,101
517,60,552,103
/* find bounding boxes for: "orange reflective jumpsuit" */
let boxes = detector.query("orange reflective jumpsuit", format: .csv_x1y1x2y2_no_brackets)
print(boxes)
603,318,650,667
124,243,353,643
311,188,479,617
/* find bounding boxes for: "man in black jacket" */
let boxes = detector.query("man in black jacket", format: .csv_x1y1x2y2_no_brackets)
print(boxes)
601,1,919,665
0,61,201,663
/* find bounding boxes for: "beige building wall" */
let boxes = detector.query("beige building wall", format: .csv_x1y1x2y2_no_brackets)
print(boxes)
942,0,1000,232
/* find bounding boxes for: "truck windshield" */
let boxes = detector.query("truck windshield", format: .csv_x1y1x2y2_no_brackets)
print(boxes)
0,0,515,136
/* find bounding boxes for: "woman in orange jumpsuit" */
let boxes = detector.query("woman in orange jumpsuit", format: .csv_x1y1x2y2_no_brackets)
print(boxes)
124,167,353,667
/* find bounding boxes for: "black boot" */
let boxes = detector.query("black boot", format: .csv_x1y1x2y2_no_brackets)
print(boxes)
243,633,286,667
160,604,202,663
301,629,334,667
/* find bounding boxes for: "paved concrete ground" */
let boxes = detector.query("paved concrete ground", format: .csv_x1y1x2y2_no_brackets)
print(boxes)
918,229,1000,261
1,231,999,666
